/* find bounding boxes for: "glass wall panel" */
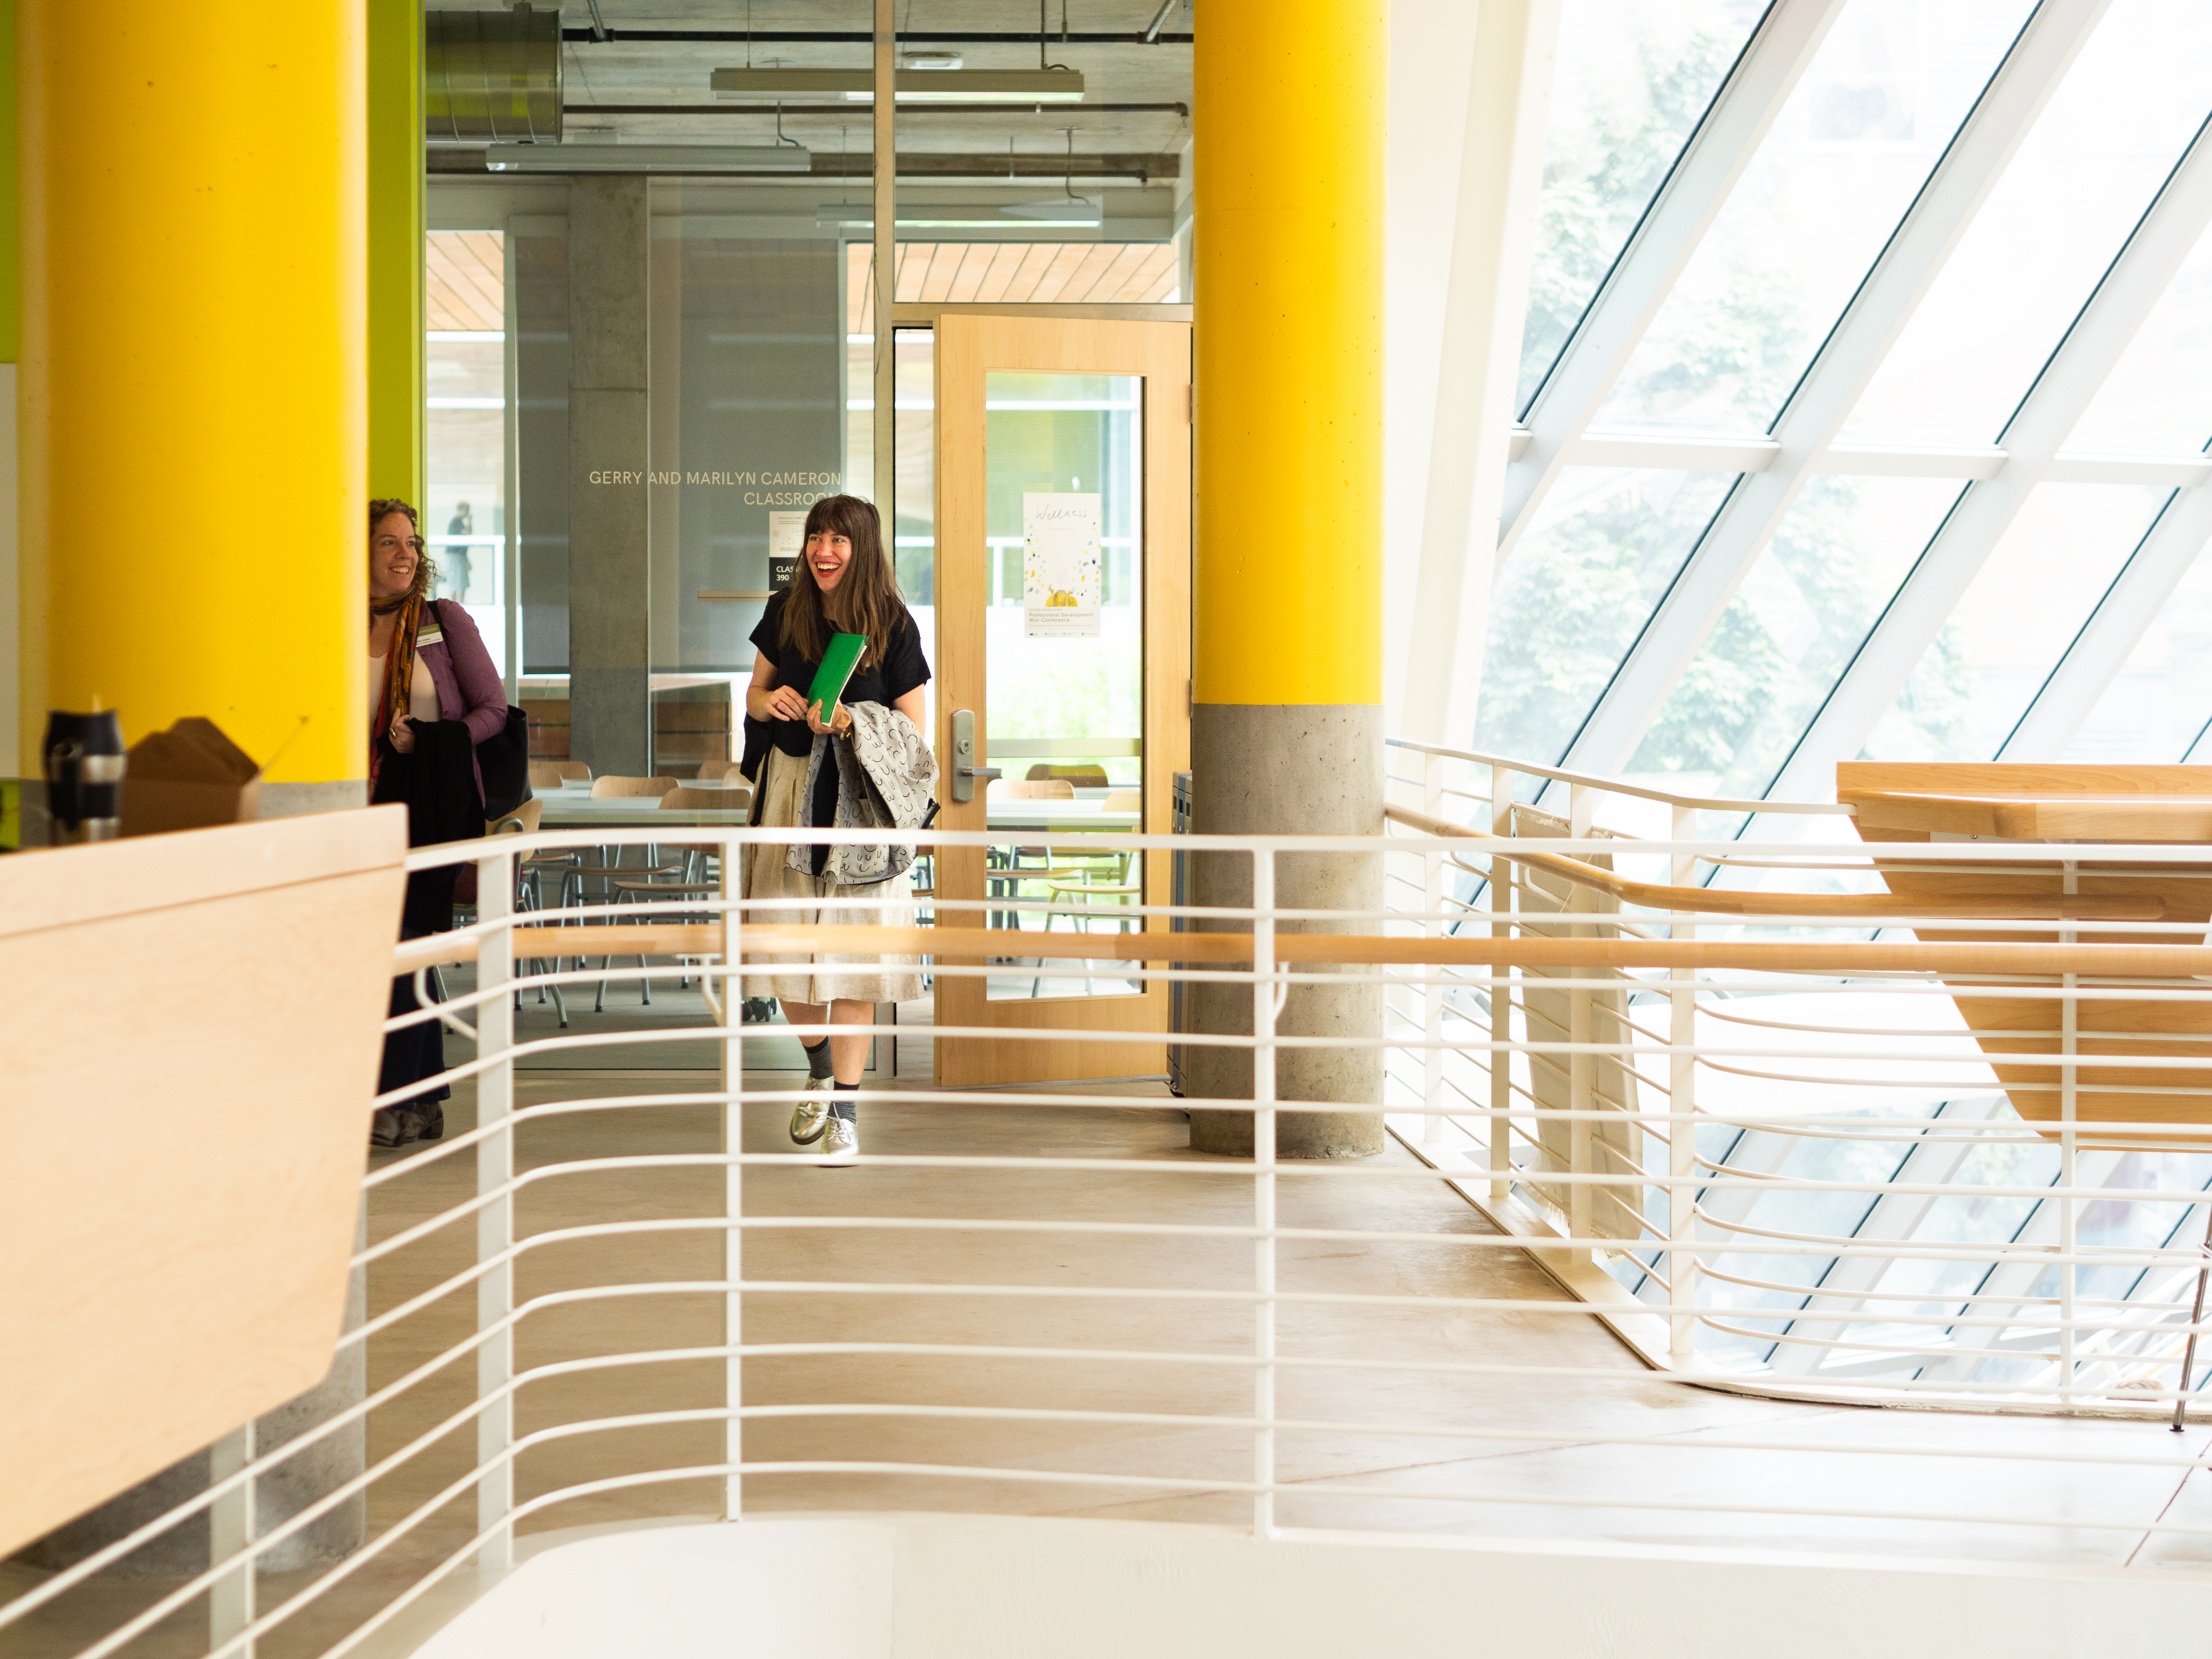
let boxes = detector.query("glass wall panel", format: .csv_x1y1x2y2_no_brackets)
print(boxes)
1513,0,1762,413
1861,483,2168,762
2066,222,2212,455
1624,475,1962,796
425,230,508,678
1839,0,2212,446
1472,467,1737,765
2061,524,2212,762
1593,0,2034,436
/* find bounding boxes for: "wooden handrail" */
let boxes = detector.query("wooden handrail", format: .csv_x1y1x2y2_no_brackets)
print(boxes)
1383,803,2168,922
396,920,2212,979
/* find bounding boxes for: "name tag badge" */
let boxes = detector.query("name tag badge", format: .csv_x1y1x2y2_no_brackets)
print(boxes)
416,625,443,647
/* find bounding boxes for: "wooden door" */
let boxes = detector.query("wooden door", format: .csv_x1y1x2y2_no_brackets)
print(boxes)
932,314,1190,1086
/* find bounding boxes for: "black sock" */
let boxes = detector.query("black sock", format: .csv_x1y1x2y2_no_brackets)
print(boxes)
831,1083,859,1123
803,1038,833,1081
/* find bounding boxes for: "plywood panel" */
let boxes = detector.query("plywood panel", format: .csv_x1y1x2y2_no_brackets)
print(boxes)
0,809,410,1557
1842,764,2212,1135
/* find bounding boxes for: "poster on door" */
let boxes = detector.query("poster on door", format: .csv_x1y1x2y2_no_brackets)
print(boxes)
1022,492,1102,638
768,509,808,591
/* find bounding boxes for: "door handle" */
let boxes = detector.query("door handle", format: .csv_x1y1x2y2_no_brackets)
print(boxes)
948,709,1000,803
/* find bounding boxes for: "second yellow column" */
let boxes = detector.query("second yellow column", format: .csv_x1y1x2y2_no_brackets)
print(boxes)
19,0,367,789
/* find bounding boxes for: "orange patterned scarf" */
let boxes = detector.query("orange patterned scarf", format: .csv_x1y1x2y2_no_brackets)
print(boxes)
372,591,426,769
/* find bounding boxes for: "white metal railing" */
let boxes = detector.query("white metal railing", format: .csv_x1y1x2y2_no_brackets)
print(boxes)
12,804,2212,1659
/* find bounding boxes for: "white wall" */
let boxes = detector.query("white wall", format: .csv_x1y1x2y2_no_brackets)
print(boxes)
1384,1,1559,747
1383,0,1481,740
400,1513,2212,1659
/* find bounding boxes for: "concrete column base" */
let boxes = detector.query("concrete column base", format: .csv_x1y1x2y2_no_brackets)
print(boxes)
1185,704,1384,1160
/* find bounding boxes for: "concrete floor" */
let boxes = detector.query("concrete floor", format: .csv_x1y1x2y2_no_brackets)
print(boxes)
9,990,2212,1659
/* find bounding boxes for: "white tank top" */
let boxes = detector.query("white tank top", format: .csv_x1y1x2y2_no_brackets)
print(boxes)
370,651,441,722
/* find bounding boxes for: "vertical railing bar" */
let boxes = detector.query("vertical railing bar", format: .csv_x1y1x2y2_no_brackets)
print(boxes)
1252,845,1277,1540
207,1423,253,1659
475,841,517,1570
2059,858,2078,1411
720,829,745,1519
1567,783,1593,1265
1489,764,1513,1202
1668,802,1698,1368
1423,749,1446,1144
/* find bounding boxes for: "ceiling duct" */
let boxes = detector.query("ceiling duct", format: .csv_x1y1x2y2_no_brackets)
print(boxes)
427,4,564,147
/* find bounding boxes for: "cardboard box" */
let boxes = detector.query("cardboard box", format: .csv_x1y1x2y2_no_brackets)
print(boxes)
120,719,262,836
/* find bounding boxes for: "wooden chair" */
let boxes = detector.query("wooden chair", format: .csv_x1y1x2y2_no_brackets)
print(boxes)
1033,842,1140,996
589,775,681,797
594,786,731,1011
557,760,591,782
1103,787,1141,813
480,798,571,1027
1026,762,1109,789
527,760,567,792
990,777,1077,800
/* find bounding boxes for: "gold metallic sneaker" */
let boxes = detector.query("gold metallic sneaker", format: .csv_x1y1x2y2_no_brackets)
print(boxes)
789,1083,834,1146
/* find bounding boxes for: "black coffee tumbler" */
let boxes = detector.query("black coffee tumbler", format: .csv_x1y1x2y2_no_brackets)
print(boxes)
43,709,127,843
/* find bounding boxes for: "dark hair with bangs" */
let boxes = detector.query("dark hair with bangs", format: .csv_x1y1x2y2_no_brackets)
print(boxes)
778,493,904,668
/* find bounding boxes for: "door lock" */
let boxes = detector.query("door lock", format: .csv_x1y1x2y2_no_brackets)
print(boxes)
949,709,1000,803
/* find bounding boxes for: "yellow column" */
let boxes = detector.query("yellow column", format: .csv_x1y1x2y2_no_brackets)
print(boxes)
19,0,367,784
1194,0,1384,707
1187,0,1388,1159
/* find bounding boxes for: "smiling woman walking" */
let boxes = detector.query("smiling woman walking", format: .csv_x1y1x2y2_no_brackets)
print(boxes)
740,494,932,1164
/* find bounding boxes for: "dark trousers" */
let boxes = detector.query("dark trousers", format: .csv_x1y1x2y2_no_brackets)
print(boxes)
378,864,461,1109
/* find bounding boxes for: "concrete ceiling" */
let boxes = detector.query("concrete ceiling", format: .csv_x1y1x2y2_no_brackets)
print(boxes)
549,0,1192,179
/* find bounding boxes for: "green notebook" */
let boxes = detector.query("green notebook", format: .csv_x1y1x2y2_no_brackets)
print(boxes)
806,632,868,718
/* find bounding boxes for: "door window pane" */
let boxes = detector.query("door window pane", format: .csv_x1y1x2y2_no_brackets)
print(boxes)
983,371,1144,1001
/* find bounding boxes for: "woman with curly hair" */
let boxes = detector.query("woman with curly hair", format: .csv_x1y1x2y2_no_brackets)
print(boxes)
367,498,506,1149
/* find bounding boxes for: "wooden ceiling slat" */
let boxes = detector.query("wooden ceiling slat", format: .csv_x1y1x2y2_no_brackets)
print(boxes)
972,242,1027,304
999,242,1061,302
1024,244,1089,303
1081,242,1149,303
945,244,992,303
894,242,928,303
1055,242,1120,303
1132,243,1179,302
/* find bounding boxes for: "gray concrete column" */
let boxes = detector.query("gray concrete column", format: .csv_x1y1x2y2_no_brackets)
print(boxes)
1185,705,1385,1159
566,176,651,778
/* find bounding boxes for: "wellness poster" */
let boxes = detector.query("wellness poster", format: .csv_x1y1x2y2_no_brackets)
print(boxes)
1022,492,1102,638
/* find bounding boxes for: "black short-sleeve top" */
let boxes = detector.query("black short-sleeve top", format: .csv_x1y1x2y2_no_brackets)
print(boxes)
748,590,931,759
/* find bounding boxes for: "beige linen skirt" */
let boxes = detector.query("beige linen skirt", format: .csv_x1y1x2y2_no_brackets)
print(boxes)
740,744,924,1004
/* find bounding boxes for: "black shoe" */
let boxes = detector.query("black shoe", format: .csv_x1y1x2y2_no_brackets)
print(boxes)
369,1106,416,1150
369,1100,445,1150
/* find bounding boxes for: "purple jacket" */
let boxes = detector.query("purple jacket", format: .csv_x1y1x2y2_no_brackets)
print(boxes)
417,600,507,802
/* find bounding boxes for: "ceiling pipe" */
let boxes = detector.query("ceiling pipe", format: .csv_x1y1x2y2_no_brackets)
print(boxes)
559,30,1192,45
427,5,562,146
571,102,1189,117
